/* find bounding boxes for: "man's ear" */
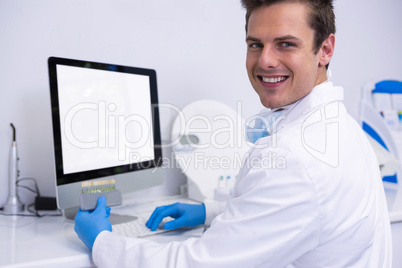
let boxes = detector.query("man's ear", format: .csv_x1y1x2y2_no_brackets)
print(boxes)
318,34,335,67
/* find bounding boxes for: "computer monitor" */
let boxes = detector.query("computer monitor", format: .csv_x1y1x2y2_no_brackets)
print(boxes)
48,57,163,219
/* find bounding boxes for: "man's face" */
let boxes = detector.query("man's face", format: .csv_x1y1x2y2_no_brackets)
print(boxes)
246,2,329,109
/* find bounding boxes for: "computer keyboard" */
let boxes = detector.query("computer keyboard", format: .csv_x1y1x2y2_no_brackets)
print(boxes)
112,216,173,238
110,195,194,238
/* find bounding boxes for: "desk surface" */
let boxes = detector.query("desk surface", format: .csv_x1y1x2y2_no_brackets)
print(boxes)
0,196,203,268
2,196,402,268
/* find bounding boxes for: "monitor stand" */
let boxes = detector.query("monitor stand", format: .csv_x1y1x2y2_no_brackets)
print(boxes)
62,206,137,224
63,206,79,221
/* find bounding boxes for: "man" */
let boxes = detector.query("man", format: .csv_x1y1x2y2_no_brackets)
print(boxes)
75,0,392,267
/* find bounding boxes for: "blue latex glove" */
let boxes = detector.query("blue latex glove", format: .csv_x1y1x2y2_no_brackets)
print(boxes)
74,196,112,250
146,202,206,231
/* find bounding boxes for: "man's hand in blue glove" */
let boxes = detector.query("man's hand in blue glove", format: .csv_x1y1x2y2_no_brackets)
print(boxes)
74,196,112,251
146,202,206,231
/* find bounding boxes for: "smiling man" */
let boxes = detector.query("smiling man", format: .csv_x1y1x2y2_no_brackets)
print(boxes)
75,1,392,267
245,1,334,109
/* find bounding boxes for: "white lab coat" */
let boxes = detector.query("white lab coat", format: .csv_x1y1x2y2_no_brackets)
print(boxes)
92,81,392,268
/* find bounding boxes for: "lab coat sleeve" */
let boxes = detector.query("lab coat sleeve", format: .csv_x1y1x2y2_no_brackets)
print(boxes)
203,199,227,226
92,148,319,268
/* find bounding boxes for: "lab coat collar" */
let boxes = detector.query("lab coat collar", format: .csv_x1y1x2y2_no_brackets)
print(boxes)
267,78,344,135
303,80,344,111
257,68,336,116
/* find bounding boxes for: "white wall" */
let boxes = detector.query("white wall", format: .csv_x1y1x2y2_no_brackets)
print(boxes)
1,0,402,237
331,0,402,116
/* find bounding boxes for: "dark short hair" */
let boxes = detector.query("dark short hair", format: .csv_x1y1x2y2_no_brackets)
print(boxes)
241,0,336,54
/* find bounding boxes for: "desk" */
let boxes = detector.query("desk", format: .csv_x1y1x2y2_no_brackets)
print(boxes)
0,196,203,268
2,198,402,267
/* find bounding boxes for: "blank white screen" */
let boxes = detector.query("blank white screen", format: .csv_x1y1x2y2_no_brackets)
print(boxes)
57,65,155,174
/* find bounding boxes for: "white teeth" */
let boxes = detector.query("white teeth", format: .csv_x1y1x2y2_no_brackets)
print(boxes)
262,76,287,83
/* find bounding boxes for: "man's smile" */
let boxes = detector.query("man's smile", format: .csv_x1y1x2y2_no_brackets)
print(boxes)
257,75,289,88
259,75,288,83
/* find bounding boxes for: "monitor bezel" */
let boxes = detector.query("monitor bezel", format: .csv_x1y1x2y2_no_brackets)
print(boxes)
48,57,163,187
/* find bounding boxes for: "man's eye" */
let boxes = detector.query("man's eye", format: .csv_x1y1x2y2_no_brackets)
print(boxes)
249,43,263,49
279,42,295,48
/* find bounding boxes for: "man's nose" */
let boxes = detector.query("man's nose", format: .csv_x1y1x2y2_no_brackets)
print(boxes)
258,46,279,69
